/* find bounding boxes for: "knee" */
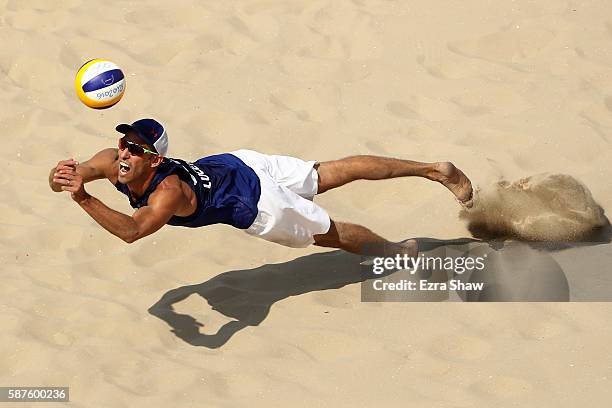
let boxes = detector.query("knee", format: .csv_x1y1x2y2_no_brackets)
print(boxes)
315,161,352,194
313,219,340,247
314,162,335,194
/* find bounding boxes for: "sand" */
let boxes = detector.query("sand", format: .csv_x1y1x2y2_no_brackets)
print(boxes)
2,0,612,406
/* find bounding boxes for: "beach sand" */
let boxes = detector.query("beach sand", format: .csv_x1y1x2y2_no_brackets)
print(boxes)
1,0,612,406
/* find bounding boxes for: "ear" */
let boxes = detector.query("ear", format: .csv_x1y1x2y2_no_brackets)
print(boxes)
150,155,164,168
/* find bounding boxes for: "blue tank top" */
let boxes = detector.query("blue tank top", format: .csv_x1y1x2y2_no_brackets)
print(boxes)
114,154,261,229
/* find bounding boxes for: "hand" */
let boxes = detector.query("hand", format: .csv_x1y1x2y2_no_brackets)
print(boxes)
52,160,89,203
51,159,77,190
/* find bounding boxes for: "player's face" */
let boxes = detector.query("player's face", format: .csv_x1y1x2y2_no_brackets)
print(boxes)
117,132,158,184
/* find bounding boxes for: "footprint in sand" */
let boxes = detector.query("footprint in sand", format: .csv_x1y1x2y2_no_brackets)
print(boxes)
416,54,448,80
385,101,419,120
450,96,491,117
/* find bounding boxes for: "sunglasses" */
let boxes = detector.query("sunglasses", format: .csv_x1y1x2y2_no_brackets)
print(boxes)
118,137,157,156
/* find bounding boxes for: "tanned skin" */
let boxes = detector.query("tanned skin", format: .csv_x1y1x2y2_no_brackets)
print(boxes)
50,134,472,256
49,131,195,243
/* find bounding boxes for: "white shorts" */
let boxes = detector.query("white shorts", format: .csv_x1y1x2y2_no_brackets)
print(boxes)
230,149,331,248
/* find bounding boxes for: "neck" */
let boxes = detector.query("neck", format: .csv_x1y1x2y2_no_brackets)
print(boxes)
127,169,157,199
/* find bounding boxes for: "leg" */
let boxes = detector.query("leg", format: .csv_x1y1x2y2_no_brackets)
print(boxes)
313,219,418,256
315,155,473,204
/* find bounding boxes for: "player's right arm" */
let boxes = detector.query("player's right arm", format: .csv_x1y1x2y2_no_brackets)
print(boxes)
49,148,118,192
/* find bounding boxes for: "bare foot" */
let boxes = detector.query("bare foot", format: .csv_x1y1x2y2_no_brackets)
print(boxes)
400,239,418,257
361,239,418,269
431,162,473,207
387,239,418,258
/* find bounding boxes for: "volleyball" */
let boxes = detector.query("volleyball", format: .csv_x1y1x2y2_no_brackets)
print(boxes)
74,59,126,109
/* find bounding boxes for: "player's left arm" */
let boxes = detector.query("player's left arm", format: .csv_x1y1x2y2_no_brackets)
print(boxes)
64,170,183,243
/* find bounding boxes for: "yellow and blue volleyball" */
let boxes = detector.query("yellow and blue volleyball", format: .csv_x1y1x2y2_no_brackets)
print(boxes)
74,59,126,109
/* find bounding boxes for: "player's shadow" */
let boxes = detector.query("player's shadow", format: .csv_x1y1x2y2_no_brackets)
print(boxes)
149,225,612,348
148,237,478,348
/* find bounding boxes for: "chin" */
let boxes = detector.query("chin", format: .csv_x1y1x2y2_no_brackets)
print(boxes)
117,174,131,184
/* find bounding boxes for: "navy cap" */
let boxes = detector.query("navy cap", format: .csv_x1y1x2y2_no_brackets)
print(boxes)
116,118,168,156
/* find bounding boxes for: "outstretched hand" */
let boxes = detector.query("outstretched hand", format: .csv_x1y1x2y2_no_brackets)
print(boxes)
52,159,89,203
